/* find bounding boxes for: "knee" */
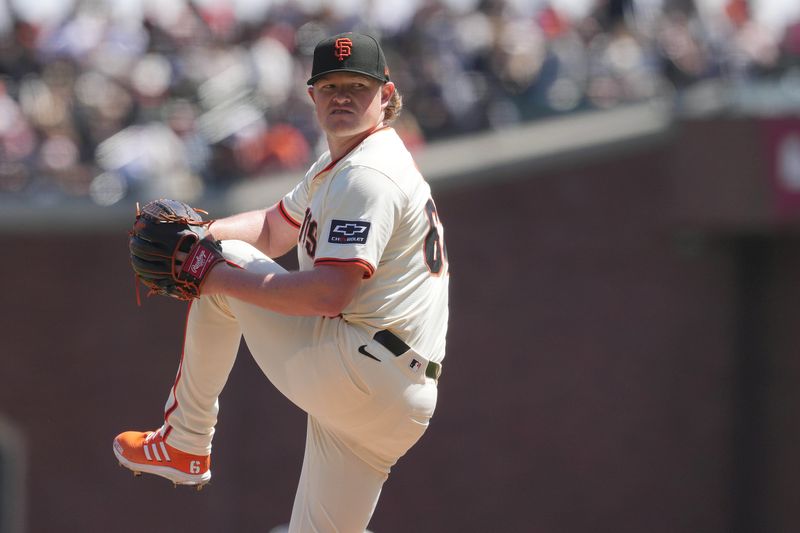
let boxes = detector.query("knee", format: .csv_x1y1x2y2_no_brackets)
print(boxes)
219,240,286,274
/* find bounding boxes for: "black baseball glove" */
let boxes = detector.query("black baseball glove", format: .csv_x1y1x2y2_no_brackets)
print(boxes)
129,199,226,301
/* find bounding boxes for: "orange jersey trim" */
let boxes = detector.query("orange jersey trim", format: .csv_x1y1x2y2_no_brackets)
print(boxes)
314,257,375,279
311,126,391,181
278,199,301,228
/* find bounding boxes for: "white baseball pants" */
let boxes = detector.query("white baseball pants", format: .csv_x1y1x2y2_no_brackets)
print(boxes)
159,240,438,533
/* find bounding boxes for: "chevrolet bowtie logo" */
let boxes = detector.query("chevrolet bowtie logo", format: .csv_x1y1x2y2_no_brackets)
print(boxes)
328,219,371,244
333,223,368,237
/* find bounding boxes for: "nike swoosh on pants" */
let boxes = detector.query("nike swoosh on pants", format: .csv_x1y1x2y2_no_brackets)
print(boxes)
357,344,380,362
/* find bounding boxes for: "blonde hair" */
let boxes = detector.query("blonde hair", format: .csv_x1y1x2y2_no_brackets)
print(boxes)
384,86,403,123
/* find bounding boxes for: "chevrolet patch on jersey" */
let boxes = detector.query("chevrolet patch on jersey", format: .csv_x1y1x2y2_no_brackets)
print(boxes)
328,220,371,244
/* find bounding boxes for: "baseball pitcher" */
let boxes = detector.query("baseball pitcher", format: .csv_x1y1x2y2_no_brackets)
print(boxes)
114,32,449,532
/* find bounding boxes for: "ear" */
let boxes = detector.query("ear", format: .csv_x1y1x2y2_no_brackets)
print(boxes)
307,86,315,103
380,82,395,108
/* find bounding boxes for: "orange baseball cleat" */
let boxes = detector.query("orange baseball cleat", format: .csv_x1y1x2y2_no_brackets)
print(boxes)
113,429,211,489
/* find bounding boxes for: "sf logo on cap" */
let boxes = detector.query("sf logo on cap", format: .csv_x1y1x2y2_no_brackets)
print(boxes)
334,38,352,61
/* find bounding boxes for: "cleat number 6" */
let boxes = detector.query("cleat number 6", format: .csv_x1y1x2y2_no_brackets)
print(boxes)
189,460,201,474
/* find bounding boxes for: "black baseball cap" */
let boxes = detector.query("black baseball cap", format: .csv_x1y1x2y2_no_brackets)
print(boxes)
307,32,390,86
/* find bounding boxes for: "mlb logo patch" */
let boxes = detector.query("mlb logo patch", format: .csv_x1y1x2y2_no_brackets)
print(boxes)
328,219,371,244
409,359,422,373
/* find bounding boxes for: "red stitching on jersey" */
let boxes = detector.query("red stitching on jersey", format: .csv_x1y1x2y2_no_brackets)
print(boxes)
314,257,375,278
278,200,301,228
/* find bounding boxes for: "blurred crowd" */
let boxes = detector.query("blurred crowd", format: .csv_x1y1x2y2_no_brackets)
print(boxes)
0,0,799,206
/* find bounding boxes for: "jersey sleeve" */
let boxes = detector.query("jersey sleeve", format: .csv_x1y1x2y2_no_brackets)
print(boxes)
279,175,310,229
314,166,402,278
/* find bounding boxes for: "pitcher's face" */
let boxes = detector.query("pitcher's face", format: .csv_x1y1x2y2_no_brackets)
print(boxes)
308,72,393,140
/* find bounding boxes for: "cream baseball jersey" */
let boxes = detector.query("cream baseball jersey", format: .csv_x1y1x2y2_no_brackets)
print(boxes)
278,127,449,363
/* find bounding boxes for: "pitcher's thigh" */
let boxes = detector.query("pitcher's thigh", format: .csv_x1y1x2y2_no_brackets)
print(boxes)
289,417,387,533
220,240,366,417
